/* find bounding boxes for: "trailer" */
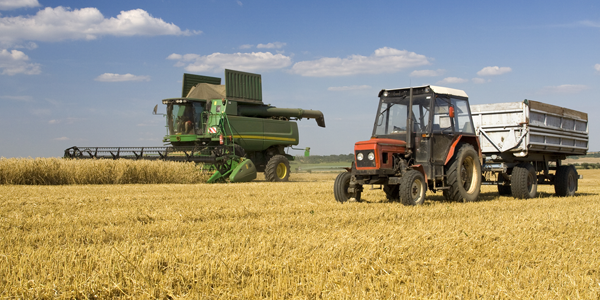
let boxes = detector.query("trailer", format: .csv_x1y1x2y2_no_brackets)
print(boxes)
472,99,588,198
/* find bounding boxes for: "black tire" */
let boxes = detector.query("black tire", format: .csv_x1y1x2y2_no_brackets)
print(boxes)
265,155,290,182
511,163,537,199
399,170,426,206
334,172,352,203
497,184,512,196
445,144,481,202
442,190,451,201
383,184,399,201
555,165,578,197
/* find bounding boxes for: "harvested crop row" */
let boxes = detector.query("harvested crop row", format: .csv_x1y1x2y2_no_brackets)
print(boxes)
0,157,209,185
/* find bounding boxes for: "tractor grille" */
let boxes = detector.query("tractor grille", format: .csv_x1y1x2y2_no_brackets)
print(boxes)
355,150,376,168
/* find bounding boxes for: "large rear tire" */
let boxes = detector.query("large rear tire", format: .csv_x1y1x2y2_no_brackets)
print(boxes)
265,155,290,182
445,144,481,202
511,163,537,199
334,172,360,202
554,165,578,197
399,170,426,206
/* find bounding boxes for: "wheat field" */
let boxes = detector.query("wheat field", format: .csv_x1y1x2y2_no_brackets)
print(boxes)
1,165,599,298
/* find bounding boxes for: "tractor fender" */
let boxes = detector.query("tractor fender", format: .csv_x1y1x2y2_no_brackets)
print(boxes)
410,164,428,184
444,135,482,165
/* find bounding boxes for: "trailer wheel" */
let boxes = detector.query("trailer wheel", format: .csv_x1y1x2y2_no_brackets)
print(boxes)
399,170,426,206
445,144,481,202
383,185,399,201
334,172,360,202
497,184,512,196
265,155,290,182
511,163,537,199
554,165,578,197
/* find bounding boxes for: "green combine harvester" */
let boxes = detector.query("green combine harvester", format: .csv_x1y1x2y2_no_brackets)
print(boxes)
64,69,325,183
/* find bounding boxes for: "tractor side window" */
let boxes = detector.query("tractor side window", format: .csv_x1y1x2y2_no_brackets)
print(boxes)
412,100,430,132
433,98,452,132
451,98,474,133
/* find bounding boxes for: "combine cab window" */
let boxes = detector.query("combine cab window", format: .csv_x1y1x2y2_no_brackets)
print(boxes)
167,103,198,135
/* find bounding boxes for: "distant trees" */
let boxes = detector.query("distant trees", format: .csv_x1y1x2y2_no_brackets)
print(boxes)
294,154,354,164
571,162,600,169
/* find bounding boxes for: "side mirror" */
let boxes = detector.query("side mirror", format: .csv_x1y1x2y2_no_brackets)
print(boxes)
449,106,455,118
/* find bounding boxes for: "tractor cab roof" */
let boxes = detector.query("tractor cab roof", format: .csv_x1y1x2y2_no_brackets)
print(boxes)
379,85,468,99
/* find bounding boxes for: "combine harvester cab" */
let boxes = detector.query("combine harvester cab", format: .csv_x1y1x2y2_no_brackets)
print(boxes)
65,69,326,183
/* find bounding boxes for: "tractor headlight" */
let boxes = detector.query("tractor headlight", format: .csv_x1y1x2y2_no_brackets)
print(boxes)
368,152,375,161
357,153,364,161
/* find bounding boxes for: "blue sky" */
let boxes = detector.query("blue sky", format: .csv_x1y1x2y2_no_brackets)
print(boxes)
0,0,598,158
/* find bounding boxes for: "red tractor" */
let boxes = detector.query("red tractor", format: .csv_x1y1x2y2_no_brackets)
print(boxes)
334,85,482,205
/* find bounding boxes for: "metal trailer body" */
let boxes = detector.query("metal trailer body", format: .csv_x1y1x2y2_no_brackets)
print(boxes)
471,99,588,198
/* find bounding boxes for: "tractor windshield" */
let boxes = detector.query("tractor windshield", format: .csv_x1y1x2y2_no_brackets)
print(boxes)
166,102,205,135
373,94,431,138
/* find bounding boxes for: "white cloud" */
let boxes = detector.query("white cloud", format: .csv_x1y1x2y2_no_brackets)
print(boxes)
410,69,444,77
594,64,600,72
167,51,292,73
257,42,286,49
291,47,430,77
95,73,150,82
477,66,512,76
0,48,40,75
48,117,82,124
237,1,243,6
0,0,39,10
327,85,371,92
578,20,600,28
538,84,589,94
239,44,253,49
0,94,32,101
437,77,468,84
0,7,199,44
472,78,490,84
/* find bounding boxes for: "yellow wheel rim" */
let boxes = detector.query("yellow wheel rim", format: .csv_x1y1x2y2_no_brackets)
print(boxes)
276,162,287,179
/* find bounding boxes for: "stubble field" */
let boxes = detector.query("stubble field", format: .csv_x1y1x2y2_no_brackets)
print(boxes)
1,165,599,299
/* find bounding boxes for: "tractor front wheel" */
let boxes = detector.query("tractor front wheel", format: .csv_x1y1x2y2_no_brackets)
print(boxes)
399,170,426,206
265,155,290,182
445,144,481,202
334,172,360,203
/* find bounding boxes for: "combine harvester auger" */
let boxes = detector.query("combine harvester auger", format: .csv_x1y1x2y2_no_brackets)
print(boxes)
64,69,325,183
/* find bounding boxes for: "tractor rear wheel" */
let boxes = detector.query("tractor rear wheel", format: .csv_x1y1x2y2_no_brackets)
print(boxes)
554,165,578,197
265,155,290,182
399,170,426,206
511,163,537,199
445,144,481,202
334,172,359,203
